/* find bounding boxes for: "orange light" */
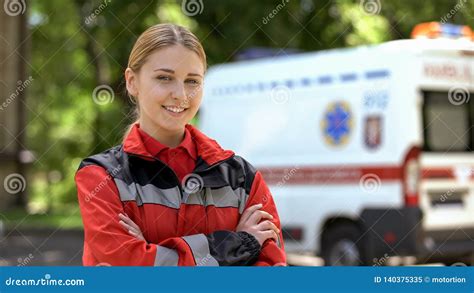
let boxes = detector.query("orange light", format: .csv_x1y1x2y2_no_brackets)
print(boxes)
411,22,473,40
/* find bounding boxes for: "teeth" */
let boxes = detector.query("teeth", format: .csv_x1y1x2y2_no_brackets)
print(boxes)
164,106,186,113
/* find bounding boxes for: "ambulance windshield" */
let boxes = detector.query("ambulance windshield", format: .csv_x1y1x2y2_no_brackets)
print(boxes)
422,91,473,152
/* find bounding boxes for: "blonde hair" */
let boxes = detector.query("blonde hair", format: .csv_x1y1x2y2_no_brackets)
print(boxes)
123,23,207,139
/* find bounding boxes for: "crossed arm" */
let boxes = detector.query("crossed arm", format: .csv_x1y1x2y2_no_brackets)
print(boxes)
76,165,287,266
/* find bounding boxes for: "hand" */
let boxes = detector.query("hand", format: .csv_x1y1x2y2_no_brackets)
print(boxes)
118,213,145,241
236,203,280,246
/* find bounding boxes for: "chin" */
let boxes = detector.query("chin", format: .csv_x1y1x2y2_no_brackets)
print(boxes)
156,120,187,133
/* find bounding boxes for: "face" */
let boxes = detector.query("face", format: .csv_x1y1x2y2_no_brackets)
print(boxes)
125,44,205,135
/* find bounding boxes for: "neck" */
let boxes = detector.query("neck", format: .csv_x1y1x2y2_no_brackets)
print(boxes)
139,119,185,148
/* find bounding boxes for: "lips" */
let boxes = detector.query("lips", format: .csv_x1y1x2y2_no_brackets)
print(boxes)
162,105,188,113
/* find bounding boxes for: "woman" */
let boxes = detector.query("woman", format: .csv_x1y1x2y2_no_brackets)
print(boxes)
75,23,286,266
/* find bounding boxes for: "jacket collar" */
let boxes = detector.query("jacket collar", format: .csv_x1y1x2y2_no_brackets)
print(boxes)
137,124,197,160
123,123,234,167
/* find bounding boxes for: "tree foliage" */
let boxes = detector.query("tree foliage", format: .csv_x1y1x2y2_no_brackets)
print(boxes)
25,0,473,212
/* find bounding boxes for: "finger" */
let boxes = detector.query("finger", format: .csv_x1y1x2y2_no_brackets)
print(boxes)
248,210,273,225
128,230,144,240
240,204,263,223
128,230,145,241
271,230,279,242
257,220,280,234
119,214,136,229
119,220,135,233
239,204,263,224
119,213,131,220
122,223,141,238
119,214,141,231
260,230,278,242
128,229,138,236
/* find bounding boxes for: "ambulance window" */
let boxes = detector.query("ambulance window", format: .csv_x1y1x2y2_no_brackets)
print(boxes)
422,91,472,152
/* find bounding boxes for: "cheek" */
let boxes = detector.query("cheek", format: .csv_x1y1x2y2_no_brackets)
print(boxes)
188,89,203,106
140,82,168,105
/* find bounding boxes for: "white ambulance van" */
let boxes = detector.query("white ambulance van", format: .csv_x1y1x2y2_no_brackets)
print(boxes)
200,23,474,265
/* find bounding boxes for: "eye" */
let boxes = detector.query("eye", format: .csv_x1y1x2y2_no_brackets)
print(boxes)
157,75,172,81
185,79,201,86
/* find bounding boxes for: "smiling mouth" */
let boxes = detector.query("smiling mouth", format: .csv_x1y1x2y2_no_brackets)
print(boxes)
162,105,188,114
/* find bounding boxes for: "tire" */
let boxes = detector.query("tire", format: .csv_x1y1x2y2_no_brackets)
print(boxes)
321,224,365,266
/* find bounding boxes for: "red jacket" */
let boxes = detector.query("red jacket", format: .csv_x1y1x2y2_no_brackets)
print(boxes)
75,124,286,266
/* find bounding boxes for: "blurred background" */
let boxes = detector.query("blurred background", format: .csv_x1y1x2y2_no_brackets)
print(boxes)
0,0,472,266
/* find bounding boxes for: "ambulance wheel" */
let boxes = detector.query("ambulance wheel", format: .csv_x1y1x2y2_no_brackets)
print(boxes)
322,224,365,266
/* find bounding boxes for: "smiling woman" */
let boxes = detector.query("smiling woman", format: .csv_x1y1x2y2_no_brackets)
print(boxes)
124,24,206,147
74,23,287,266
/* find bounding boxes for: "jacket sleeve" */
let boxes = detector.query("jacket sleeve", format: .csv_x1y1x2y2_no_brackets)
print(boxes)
76,165,261,266
245,171,287,266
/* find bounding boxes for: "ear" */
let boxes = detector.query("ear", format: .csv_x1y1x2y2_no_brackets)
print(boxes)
125,68,139,98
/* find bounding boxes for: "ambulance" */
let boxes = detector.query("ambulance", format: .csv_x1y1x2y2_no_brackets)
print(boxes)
200,23,474,265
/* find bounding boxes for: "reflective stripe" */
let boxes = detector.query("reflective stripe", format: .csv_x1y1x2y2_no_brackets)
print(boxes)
114,178,180,208
114,179,249,213
154,245,179,266
182,234,219,266
186,186,249,213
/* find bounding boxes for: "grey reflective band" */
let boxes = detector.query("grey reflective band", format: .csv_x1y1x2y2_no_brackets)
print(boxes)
154,245,179,266
182,234,219,266
114,178,181,208
186,186,249,213
114,178,249,213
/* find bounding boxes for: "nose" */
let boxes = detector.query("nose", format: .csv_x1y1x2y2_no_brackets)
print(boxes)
171,82,188,103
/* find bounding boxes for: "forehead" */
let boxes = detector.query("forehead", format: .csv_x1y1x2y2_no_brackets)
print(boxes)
142,45,204,74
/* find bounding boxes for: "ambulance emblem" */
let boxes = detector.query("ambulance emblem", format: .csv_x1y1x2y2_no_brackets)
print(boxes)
322,101,353,146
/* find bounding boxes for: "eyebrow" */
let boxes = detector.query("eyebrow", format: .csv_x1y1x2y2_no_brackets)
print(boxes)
154,68,202,78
